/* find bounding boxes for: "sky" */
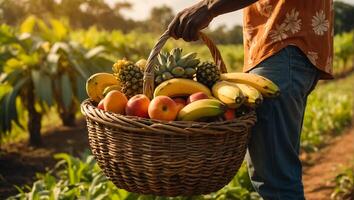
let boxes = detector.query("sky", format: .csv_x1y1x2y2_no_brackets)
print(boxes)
106,0,354,30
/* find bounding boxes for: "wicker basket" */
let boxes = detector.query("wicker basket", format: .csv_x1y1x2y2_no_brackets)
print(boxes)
81,31,257,197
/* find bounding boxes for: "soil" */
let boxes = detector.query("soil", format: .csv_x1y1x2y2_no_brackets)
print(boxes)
302,126,354,200
0,119,88,199
0,119,353,199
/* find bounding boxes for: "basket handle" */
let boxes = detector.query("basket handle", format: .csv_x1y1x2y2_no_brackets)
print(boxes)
143,30,227,99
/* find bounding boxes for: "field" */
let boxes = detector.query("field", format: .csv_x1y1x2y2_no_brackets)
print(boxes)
1,8,354,200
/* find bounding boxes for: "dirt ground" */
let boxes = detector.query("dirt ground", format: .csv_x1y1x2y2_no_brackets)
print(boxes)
0,119,88,199
302,127,354,200
0,119,353,199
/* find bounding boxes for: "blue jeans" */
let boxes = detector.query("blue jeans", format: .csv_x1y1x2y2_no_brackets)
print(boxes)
246,46,320,199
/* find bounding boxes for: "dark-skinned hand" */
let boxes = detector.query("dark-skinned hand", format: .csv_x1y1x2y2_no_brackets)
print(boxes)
168,1,214,42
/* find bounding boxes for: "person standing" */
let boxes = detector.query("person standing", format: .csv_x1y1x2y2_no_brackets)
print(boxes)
168,0,334,199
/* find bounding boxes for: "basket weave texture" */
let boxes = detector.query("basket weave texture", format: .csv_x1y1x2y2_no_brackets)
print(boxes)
81,31,257,196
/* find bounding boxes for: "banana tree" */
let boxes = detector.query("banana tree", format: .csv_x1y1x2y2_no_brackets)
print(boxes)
0,33,52,146
46,41,113,126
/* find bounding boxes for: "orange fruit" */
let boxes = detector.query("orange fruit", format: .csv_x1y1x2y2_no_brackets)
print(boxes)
103,90,128,114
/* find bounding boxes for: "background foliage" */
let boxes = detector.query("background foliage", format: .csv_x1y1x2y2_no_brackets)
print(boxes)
1,0,354,199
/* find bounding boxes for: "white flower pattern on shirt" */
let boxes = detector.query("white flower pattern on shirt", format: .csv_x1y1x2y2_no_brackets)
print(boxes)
284,9,302,34
325,56,332,72
269,23,288,42
312,10,329,35
308,51,319,65
256,1,273,17
243,1,333,78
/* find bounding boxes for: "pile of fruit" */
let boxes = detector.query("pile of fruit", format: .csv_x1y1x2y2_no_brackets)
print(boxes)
85,48,280,122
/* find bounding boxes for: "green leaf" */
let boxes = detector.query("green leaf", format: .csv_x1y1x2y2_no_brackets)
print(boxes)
4,58,23,73
76,76,87,102
0,69,22,85
61,74,73,110
68,55,89,79
53,153,75,184
50,19,68,41
0,24,16,45
85,46,106,59
20,15,37,33
31,70,53,106
0,77,28,135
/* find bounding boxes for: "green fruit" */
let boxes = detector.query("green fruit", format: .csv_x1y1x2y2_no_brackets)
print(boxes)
171,67,185,77
184,67,196,76
166,55,177,70
184,59,200,67
162,72,173,80
155,49,200,84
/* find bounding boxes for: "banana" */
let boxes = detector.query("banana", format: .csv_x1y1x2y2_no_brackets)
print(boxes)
235,83,263,108
153,78,212,98
212,81,244,109
135,59,147,70
177,99,226,121
102,84,121,97
86,73,119,102
220,73,280,97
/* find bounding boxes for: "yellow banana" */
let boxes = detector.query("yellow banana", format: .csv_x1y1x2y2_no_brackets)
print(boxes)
86,73,119,102
135,59,147,70
220,73,280,97
153,78,212,98
235,83,263,108
212,81,244,109
177,99,226,121
103,84,121,97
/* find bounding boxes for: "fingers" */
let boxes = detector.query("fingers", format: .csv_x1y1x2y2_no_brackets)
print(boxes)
167,14,180,39
183,20,198,42
168,5,212,41
176,12,189,40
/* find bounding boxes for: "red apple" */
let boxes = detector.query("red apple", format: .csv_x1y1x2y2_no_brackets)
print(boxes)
148,96,178,121
97,99,105,110
173,97,186,112
224,108,236,120
125,94,150,118
187,92,209,104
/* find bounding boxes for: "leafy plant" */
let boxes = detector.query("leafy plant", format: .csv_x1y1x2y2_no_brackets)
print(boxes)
301,73,354,152
334,31,354,76
0,31,51,146
9,153,261,200
331,166,354,200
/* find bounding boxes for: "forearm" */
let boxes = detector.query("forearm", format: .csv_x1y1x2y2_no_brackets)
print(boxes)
206,0,258,17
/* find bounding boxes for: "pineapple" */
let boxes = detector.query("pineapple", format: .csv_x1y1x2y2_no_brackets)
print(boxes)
196,62,221,88
154,48,200,85
113,59,143,98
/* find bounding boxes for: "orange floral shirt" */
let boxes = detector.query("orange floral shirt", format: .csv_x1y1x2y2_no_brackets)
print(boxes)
243,0,334,79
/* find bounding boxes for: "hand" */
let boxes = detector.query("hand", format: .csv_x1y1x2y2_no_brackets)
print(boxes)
168,1,214,42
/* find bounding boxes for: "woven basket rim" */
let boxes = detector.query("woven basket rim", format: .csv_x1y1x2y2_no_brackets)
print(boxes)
81,99,257,136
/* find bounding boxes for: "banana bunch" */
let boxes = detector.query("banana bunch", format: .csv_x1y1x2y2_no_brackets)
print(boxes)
178,99,226,121
235,83,263,108
220,73,280,97
212,81,244,109
153,78,212,98
154,48,200,85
